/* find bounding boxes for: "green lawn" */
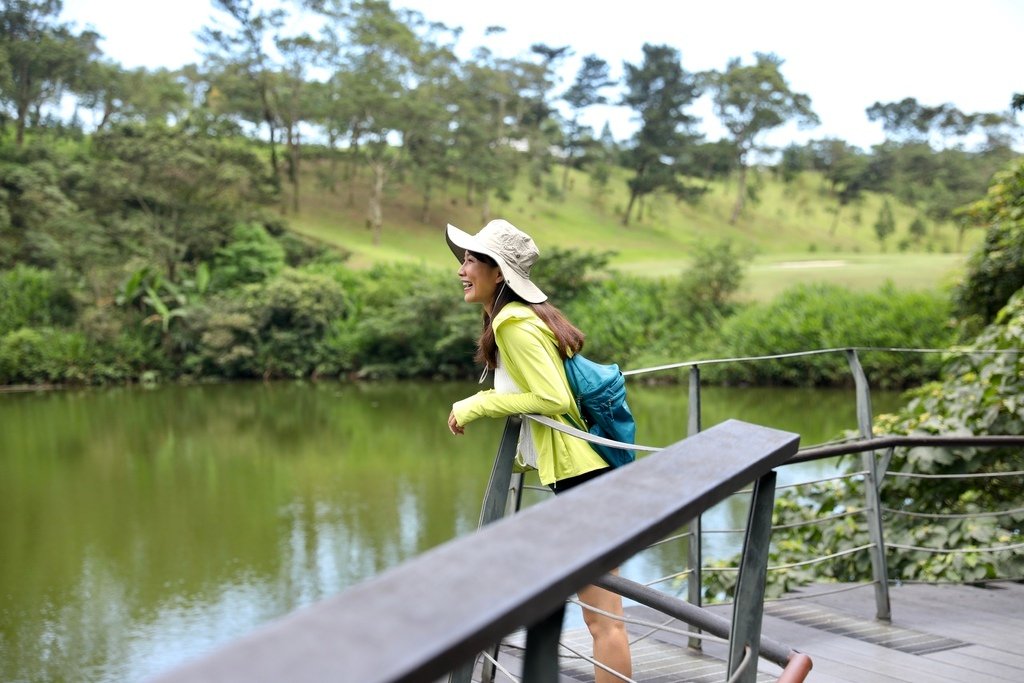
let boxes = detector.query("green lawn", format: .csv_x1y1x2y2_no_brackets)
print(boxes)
285,162,981,297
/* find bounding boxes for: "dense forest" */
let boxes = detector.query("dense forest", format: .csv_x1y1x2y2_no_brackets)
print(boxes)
1,0,1022,389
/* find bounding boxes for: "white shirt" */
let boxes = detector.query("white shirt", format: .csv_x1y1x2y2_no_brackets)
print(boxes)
493,355,540,470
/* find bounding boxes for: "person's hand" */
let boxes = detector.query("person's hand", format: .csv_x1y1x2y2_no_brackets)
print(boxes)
448,411,465,435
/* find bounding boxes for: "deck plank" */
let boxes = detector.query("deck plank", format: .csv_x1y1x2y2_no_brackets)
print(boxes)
480,582,1024,682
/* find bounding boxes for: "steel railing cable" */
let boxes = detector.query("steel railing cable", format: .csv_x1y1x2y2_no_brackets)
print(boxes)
882,505,1024,519
885,540,1024,554
885,469,1024,479
763,581,876,603
644,568,693,587
767,544,876,571
620,346,1022,377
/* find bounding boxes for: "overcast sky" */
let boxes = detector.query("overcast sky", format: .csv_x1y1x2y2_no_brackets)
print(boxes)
61,0,1024,150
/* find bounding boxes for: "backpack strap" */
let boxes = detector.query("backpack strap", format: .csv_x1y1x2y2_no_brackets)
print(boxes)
527,414,660,452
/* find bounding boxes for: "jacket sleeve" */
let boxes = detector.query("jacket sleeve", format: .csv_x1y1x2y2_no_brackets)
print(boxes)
451,318,573,426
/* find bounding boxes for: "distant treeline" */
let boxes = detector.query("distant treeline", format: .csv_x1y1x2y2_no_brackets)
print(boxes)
1,1,1022,389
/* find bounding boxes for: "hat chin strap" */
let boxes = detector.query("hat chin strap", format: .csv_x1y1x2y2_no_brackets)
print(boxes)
494,281,508,306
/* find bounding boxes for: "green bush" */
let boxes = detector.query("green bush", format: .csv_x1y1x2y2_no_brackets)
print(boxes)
756,287,1024,595
953,160,1024,330
0,265,75,335
0,327,91,384
211,222,287,290
180,267,349,379
698,283,953,388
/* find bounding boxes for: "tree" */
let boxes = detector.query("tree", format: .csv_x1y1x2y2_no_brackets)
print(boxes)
88,122,276,282
399,22,461,223
335,0,423,244
867,97,1020,151
952,159,1024,329
275,33,324,213
199,0,287,186
708,52,819,224
807,138,869,233
561,55,615,192
449,44,521,222
0,0,99,145
79,62,189,130
620,43,705,226
874,199,895,250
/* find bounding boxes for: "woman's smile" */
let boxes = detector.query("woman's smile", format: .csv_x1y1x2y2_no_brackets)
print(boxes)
458,252,502,308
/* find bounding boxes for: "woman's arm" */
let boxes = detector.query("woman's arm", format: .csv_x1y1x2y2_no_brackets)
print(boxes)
451,318,572,427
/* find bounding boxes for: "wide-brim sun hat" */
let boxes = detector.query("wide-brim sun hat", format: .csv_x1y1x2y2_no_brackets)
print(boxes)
446,219,548,303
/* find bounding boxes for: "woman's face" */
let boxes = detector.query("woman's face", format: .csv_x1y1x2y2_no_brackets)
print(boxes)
458,251,503,310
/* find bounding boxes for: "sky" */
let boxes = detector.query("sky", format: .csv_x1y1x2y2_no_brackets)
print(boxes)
61,0,1024,151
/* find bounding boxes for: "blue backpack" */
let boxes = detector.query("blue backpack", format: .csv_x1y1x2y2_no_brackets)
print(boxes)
562,353,637,468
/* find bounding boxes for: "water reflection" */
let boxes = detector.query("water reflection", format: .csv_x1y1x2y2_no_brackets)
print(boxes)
0,381,904,682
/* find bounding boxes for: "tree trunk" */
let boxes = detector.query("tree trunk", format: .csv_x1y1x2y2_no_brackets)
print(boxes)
730,164,748,225
622,190,638,226
15,101,28,146
289,127,301,214
368,160,386,246
420,184,433,224
481,194,491,225
829,204,842,235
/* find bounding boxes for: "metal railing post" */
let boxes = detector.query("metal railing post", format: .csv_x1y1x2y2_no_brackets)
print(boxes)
477,416,523,528
687,365,704,650
845,349,892,621
452,416,523,683
521,604,566,683
728,470,778,682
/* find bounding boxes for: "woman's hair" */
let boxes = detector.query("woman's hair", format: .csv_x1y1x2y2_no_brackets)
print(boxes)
471,251,585,368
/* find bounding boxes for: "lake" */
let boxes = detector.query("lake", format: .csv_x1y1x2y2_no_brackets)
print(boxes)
0,380,904,682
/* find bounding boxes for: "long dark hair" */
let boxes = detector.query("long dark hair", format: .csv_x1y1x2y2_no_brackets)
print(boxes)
471,251,585,368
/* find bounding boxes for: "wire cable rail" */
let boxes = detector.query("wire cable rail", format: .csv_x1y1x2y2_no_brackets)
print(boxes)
479,346,1024,682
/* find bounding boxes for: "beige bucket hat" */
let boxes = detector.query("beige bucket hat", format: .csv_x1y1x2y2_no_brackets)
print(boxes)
445,219,548,303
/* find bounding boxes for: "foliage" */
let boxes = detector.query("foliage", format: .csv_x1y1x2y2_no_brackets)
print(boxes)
707,52,818,223
211,222,286,290
874,199,895,248
0,264,74,334
619,43,706,225
530,246,615,303
676,239,750,322
953,159,1024,330
180,267,348,380
88,122,277,279
698,283,953,388
747,289,1024,598
0,326,108,384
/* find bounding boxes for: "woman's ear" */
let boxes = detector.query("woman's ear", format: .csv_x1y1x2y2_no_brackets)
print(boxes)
495,271,505,284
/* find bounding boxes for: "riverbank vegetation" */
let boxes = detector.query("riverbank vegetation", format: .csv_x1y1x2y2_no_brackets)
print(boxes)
0,0,1020,392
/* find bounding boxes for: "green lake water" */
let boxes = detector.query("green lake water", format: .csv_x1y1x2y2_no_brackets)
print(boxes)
0,380,903,682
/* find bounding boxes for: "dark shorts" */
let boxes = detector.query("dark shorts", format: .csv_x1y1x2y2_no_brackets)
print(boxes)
549,467,611,495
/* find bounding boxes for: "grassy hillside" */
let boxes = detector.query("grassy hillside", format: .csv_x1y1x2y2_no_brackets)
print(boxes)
286,162,980,301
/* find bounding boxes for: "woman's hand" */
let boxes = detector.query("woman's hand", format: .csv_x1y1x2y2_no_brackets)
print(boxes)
448,411,465,435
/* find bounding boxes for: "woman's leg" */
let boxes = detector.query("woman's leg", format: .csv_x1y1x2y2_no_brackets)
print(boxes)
577,572,632,682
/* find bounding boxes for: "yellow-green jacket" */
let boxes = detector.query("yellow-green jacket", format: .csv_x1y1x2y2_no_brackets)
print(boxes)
451,302,607,485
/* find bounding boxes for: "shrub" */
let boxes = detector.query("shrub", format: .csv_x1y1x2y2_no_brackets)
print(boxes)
180,267,349,379
0,265,75,335
699,283,953,388
0,327,91,384
211,222,286,290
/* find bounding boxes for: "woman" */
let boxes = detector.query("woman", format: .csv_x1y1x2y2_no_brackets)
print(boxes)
445,218,632,683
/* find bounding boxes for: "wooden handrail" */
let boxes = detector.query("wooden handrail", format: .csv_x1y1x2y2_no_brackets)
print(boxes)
148,419,800,683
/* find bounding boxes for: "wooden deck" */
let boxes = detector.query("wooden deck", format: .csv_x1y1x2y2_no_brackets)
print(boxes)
489,581,1024,682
